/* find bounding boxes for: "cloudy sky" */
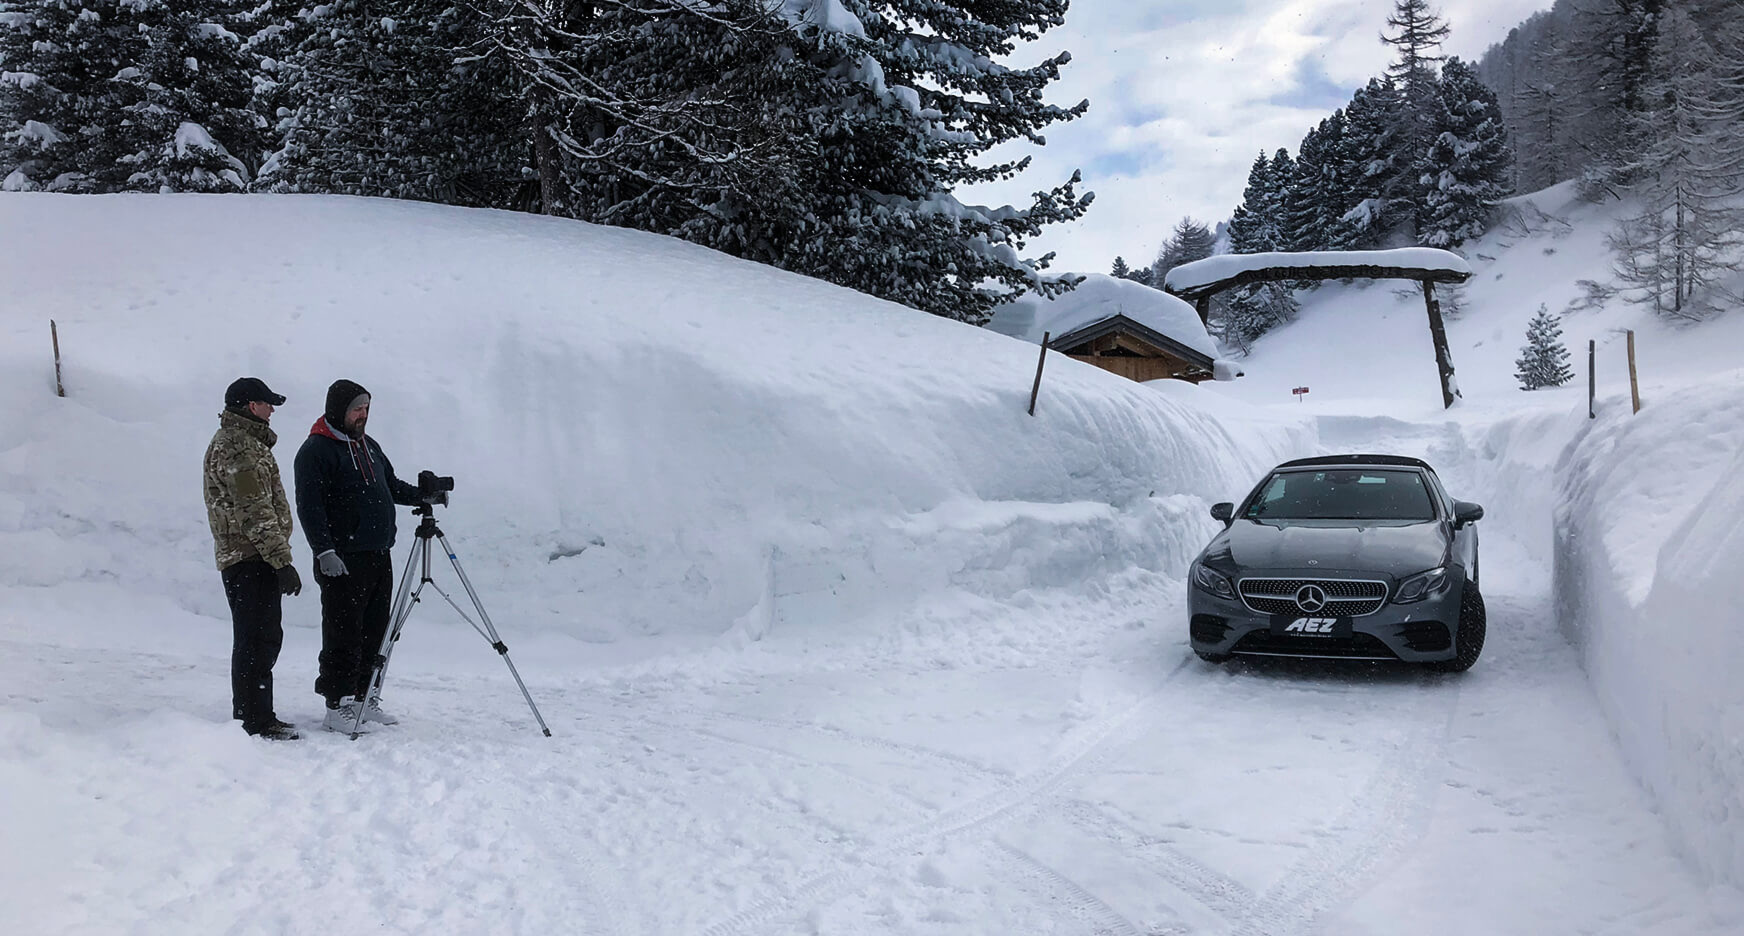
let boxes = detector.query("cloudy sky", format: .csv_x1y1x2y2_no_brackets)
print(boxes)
962,0,1555,275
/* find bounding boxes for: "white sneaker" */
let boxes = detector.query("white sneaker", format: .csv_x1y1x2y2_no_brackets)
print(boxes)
362,695,399,726
323,697,366,733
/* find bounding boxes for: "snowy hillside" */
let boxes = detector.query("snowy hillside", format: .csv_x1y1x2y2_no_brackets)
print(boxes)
1215,182,1744,414
3,193,1741,934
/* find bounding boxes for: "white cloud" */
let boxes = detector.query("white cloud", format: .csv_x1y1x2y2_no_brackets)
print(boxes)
961,0,1554,275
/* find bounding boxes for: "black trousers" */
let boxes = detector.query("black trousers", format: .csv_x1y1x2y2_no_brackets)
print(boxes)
221,559,284,732
314,549,395,707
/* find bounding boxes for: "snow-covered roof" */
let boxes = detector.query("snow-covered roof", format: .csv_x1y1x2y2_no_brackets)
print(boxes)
1164,248,1473,296
987,274,1218,361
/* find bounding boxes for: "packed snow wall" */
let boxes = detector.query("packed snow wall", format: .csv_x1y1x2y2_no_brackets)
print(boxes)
0,195,1316,670
1554,373,1744,889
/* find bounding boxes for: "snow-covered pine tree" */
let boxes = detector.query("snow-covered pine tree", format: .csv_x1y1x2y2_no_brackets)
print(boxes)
261,2,522,206
1,1,144,190
1152,216,1215,284
1515,304,1574,389
1111,256,1132,279
1607,6,1742,320
1381,0,1452,235
485,0,1091,323
1226,151,1273,254
1417,57,1513,248
1336,77,1405,247
1218,151,1297,349
1,1,264,192
117,2,265,192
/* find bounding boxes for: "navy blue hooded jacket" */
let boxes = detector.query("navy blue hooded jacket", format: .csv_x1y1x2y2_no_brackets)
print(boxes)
293,417,421,555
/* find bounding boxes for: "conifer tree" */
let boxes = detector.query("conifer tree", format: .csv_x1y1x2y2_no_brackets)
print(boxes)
485,0,1092,323
1417,58,1513,247
1,1,263,192
260,2,523,205
1111,256,1132,279
1515,304,1574,389
1153,216,1215,283
1337,77,1405,246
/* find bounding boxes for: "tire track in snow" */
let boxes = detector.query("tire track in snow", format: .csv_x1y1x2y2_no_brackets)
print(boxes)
693,658,1193,936
1058,800,1255,922
1225,670,1459,936
985,841,1147,936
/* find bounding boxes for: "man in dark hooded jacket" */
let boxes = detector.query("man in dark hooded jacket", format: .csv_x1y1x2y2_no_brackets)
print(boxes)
293,379,430,732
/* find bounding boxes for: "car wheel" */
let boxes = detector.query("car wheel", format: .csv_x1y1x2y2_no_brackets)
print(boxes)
1428,583,1486,673
1194,649,1231,664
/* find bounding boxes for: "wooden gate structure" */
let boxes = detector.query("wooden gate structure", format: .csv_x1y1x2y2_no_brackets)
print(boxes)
1163,249,1473,409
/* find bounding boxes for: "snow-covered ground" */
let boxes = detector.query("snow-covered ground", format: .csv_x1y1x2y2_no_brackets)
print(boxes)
2,191,1740,934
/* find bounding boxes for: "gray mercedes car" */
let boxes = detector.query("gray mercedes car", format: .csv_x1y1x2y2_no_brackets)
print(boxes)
1187,454,1486,671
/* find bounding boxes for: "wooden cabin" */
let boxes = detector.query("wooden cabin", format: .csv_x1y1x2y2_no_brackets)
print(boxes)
1050,314,1217,383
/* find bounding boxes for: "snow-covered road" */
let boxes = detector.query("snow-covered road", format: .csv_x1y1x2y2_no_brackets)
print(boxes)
4,518,1734,935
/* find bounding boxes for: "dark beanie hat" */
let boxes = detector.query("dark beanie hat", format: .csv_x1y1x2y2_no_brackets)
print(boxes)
324,379,370,429
225,377,285,409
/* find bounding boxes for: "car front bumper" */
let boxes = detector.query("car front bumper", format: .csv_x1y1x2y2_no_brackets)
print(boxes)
1188,573,1467,663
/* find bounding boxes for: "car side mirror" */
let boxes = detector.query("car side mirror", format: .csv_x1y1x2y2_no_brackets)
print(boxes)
1453,501,1484,528
1210,502,1235,524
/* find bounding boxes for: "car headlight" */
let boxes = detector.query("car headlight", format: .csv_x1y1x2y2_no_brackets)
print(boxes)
1192,562,1236,600
1394,566,1453,603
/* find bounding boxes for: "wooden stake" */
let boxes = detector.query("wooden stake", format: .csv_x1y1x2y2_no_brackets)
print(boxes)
1420,280,1458,409
51,319,65,398
1588,339,1596,419
1627,330,1641,414
1028,331,1050,417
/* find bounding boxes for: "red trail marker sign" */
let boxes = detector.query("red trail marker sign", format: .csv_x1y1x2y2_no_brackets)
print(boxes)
1292,386,1310,401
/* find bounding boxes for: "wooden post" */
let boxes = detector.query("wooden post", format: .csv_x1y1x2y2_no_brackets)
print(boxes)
51,319,65,397
1626,330,1641,414
1420,280,1458,409
1028,331,1050,417
1588,339,1596,419
1194,295,1211,327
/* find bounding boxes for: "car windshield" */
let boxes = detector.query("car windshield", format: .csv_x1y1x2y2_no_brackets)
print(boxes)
1244,468,1437,522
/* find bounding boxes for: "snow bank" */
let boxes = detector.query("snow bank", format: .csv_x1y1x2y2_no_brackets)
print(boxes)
1554,372,1744,888
1164,247,1471,294
987,272,1218,359
0,194,1311,673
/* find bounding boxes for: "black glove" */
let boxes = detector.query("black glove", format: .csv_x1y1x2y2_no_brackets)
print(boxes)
275,563,303,596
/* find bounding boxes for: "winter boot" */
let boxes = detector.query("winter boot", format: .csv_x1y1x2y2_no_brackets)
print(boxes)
362,693,399,725
247,719,301,741
323,696,366,733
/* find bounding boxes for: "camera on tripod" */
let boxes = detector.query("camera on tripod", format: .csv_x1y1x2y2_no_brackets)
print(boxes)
417,469,454,506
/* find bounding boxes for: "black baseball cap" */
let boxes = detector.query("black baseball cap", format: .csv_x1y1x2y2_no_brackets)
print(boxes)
225,377,286,408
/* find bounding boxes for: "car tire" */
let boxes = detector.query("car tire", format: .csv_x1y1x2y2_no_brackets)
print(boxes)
1428,583,1486,673
1194,649,1231,664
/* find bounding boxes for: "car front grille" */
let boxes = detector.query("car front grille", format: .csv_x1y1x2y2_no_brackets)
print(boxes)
1237,578,1389,617
1230,631,1398,660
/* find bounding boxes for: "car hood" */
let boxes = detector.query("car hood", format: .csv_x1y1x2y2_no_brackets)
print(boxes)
1201,519,1449,578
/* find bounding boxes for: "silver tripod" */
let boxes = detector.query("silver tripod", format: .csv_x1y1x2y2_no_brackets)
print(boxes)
349,502,552,740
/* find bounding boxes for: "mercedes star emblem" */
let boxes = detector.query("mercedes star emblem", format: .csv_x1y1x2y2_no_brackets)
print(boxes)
1295,584,1329,614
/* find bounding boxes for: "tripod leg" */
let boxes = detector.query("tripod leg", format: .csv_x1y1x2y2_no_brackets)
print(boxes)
351,536,427,740
436,532,553,737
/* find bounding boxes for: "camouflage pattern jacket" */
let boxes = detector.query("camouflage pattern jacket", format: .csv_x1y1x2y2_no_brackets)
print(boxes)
203,410,294,571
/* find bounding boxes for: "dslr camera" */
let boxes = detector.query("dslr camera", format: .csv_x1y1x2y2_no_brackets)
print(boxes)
418,469,455,506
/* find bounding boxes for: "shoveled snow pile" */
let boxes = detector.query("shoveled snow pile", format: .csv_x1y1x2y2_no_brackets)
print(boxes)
1554,372,1744,888
0,193,1305,671
987,272,1219,360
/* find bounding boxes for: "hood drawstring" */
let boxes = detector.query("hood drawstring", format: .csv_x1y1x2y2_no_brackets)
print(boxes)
311,417,377,484
348,436,376,484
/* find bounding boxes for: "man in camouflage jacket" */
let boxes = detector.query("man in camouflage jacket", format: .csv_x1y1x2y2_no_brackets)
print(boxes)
204,377,303,741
